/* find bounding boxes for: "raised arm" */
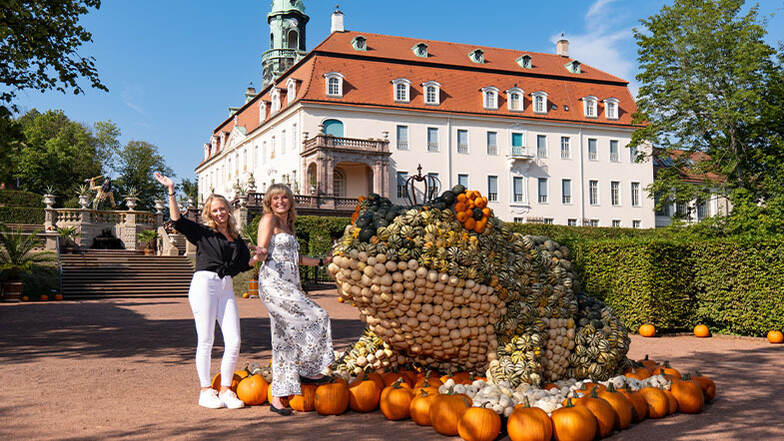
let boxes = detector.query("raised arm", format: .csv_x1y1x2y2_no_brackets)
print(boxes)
154,172,181,221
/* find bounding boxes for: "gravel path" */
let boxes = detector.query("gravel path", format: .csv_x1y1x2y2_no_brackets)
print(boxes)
1,291,782,440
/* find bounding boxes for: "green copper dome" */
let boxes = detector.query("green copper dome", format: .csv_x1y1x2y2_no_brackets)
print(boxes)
269,0,305,16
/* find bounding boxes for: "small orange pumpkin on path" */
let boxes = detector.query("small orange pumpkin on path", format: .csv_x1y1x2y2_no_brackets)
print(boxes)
638,324,656,337
694,324,711,338
767,330,783,344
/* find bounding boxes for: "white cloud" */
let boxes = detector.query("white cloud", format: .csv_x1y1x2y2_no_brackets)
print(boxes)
121,85,145,115
586,0,620,20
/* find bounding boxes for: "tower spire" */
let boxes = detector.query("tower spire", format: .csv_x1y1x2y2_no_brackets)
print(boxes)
262,0,309,88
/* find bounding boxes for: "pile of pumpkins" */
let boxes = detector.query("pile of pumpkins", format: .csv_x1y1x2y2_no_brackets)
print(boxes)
219,355,716,441
328,189,630,385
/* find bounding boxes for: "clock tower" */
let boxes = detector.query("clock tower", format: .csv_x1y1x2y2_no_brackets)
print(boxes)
262,0,309,88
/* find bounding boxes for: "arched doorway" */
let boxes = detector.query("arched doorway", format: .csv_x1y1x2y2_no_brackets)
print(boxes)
323,119,344,138
307,162,317,194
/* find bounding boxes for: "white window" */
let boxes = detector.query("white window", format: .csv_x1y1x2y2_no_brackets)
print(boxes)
242,149,247,171
396,125,408,150
568,219,577,226
630,145,639,162
427,127,439,152
511,132,524,156
457,129,468,154
632,220,641,229
538,178,548,203
280,130,286,154
537,135,547,159
458,174,469,187
351,36,367,51
514,217,524,224
562,179,572,204
588,138,598,161
487,176,498,201
392,78,411,103
291,123,297,151
604,97,619,120
469,49,485,63
583,96,598,118
631,182,640,207
396,172,408,199
253,145,258,169
487,131,498,155
612,219,621,228
324,72,344,97
286,78,297,105
611,181,620,206
532,91,548,114
589,219,599,227
427,172,439,189
544,218,554,225
610,140,619,162
270,136,276,159
262,141,267,162
412,42,428,57
258,101,266,124
506,87,524,111
516,54,532,69
513,177,524,203
589,180,599,205
560,136,570,159
482,87,499,110
271,88,281,113
422,81,441,105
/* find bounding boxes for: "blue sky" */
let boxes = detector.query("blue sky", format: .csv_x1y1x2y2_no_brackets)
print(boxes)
12,0,784,182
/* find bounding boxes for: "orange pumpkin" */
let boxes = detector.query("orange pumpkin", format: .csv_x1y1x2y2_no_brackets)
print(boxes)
314,379,349,415
382,371,410,387
767,330,784,344
410,390,437,426
692,371,717,402
575,389,617,438
551,400,598,441
579,383,607,394
507,405,553,441
619,388,648,422
543,383,560,391
639,387,669,418
365,371,386,391
597,384,634,430
210,372,244,392
638,324,656,337
235,373,268,406
638,354,659,370
662,389,678,414
429,392,472,436
458,404,501,441
289,383,317,412
670,376,705,414
413,379,440,397
349,374,382,412
693,324,711,338
380,380,412,420
652,361,682,380
625,365,652,380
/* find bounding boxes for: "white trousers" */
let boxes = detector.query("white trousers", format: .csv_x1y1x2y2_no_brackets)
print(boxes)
188,271,241,388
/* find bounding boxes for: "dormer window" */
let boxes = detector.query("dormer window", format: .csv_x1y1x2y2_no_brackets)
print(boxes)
351,36,367,51
482,87,499,110
469,49,485,64
422,81,441,105
516,54,533,69
565,60,582,74
412,43,429,58
323,72,344,97
271,88,281,113
532,91,548,114
286,78,297,105
506,87,524,111
604,97,619,120
392,78,411,103
259,101,268,123
582,96,598,118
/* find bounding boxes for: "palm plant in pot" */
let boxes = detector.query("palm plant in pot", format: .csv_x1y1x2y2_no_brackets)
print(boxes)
0,225,57,302
241,222,260,297
136,229,158,256
56,226,80,253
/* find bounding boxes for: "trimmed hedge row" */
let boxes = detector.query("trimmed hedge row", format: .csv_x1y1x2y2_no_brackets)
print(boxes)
0,190,44,208
0,207,45,224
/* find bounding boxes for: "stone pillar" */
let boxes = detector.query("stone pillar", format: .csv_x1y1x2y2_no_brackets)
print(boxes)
373,161,383,195
234,195,248,230
325,157,335,196
77,208,94,249
123,211,142,251
154,200,164,227
43,194,58,251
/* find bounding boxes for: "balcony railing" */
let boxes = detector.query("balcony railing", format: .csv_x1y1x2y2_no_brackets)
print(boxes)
302,134,390,155
235,192,359,214
509,146,534,159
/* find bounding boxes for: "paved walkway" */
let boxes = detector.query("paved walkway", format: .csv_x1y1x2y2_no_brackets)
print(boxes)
1,291,782,440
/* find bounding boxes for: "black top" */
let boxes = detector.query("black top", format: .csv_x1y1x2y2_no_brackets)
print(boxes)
173,217,252,278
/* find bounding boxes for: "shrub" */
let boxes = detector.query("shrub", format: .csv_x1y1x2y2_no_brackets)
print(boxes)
0,189,44,208
21,264,60,297
0,207,45,224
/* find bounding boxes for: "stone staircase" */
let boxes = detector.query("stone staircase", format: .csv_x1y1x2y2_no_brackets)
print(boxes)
60,250,194,298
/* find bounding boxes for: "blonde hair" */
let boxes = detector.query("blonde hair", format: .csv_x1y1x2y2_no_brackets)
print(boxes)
263,183,297,230
201,194,239,239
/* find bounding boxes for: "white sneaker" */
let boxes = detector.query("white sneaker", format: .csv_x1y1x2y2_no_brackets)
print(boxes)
199,389,225,409
219,389,245,409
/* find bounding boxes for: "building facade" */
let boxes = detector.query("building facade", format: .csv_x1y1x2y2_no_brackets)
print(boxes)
196,5,655,228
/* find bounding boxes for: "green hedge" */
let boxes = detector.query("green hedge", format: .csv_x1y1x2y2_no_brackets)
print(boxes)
21,264,60,297
0,207,45,224
0,190,44,208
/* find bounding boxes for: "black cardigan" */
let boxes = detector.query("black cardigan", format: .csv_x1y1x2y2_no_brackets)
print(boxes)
173,217,252,278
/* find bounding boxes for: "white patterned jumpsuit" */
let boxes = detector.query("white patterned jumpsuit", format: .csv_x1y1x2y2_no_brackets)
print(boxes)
259,232,334,397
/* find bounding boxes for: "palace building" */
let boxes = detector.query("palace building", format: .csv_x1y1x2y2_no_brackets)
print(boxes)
196,1,654,227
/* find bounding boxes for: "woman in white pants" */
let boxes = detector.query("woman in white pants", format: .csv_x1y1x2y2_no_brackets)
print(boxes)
155,172,263,409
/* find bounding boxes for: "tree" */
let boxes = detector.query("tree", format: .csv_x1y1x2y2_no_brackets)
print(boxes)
631,0,782,208
91,120,121,174
113,140,173,211
0,0,107,112
0,107,23,187
13,109,102,197
179,177,198,203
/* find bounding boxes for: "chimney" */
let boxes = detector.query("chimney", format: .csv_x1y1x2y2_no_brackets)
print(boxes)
245,82,256,104
331,6,344,33
557,33,569,57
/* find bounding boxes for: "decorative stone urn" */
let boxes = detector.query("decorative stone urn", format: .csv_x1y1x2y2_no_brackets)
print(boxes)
78,194,90,209
125,198,137,210
154,199,164,214
43,194,56,208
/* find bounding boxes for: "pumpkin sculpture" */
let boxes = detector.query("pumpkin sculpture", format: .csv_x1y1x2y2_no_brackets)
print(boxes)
289,383,317,412
380,379,413,420
314,379,350,416
458,404,501,441
410,390,437,426
639,387,669,418
429,392,473,436
692,371,717,402
235,373,268,406
597,384,634,430
576,388,617,438
349,374,382,412
671,375,705,414
551,400,598,441
507,405,553,441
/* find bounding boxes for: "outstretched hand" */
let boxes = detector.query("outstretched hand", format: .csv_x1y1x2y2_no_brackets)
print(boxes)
154,172,175,191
